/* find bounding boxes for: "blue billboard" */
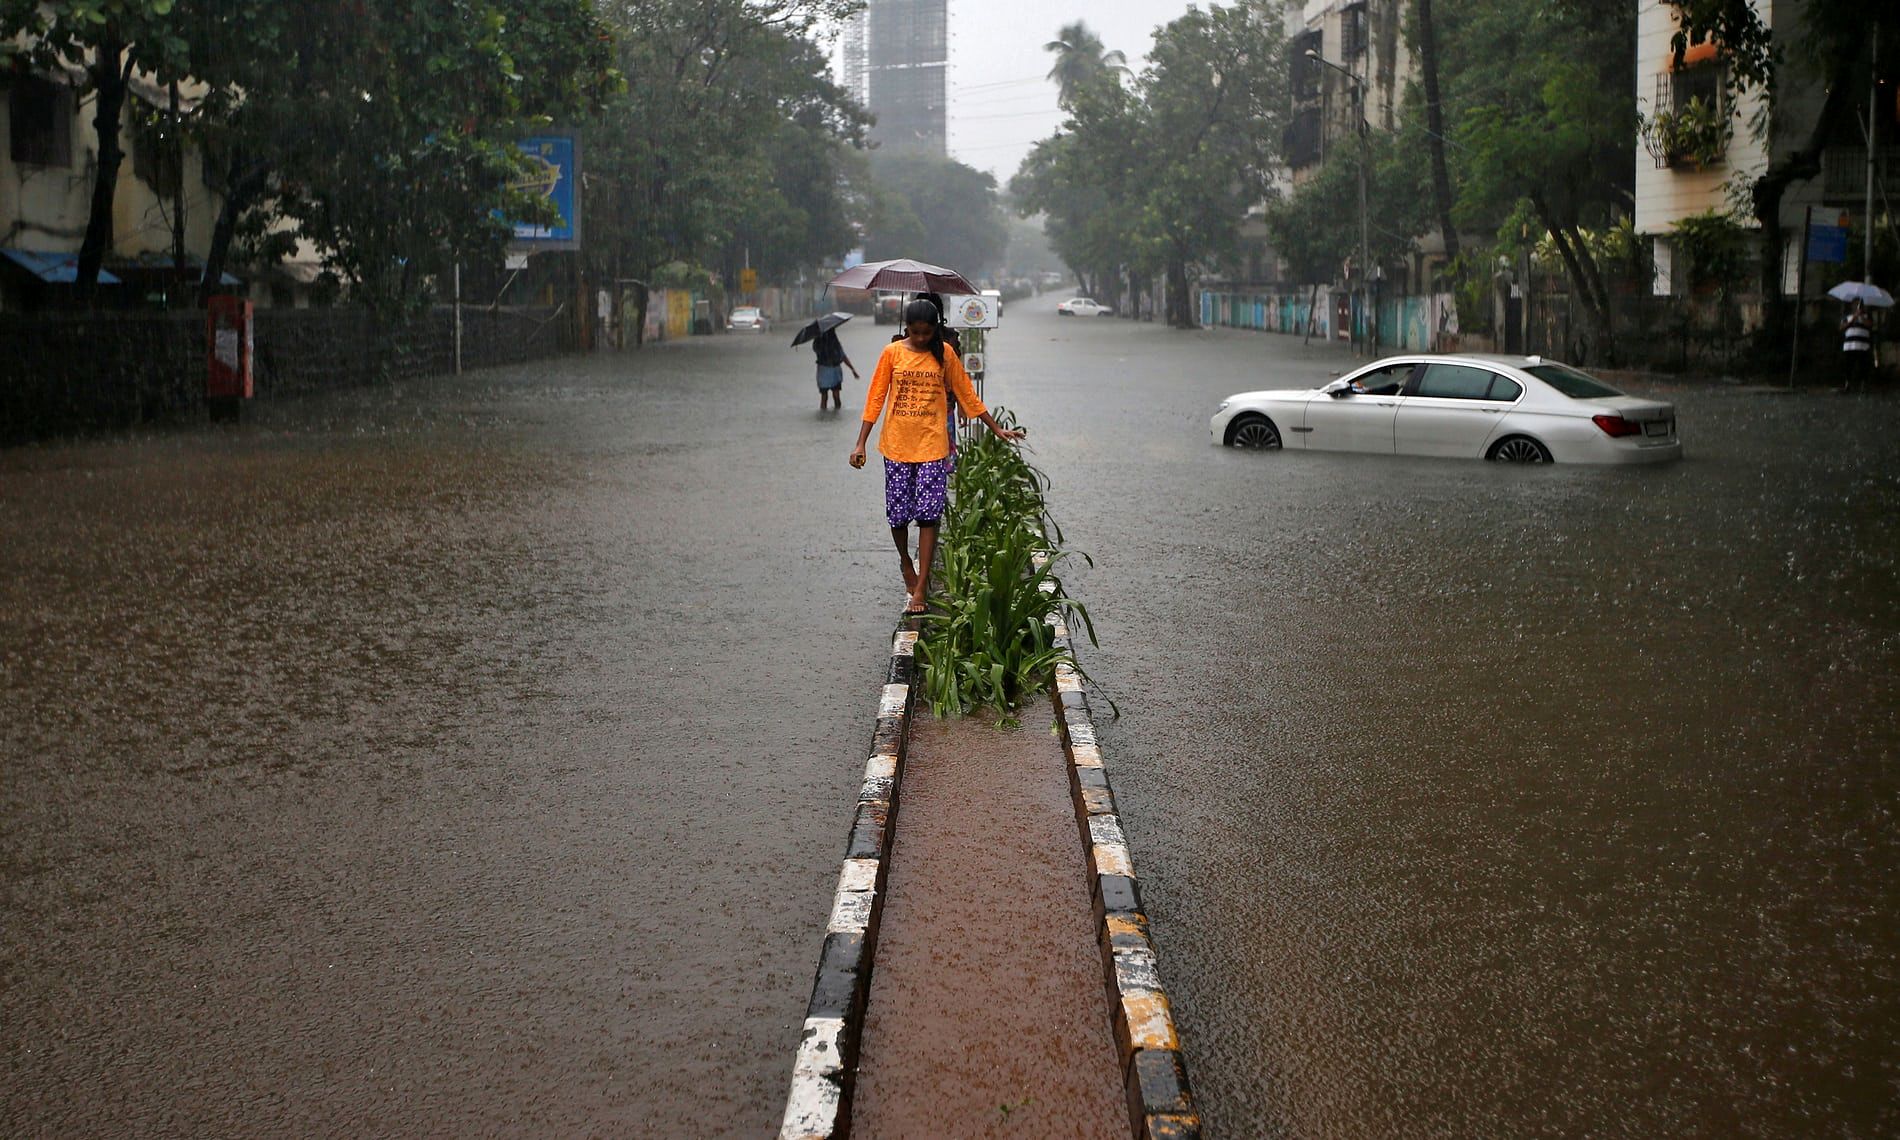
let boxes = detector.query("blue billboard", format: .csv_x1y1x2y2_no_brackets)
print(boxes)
511,135,580,249
1806,223,1847,265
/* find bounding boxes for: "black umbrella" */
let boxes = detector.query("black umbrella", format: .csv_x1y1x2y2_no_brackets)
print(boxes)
790,311,854,347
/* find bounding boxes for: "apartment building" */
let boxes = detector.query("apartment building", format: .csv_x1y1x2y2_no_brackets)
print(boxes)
1284,0,1414,182
1,63,231,311
1635,0,1895,297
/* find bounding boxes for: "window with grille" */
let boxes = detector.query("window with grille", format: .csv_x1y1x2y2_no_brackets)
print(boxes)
1645,65,1728,168
1285,107,1322,167
1341,3,1368,60
1290,31,1322,100
8,76,73,168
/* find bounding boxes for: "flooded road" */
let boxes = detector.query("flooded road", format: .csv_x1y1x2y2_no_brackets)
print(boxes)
4,309,1895,1136
1,340,900,1135
992,310,1899,1136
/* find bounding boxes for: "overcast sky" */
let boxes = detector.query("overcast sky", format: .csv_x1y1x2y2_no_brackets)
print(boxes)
835,0,1201,185
942,0,1198,182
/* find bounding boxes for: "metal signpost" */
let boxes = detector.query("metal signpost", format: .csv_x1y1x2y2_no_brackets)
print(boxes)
943,293,1000,449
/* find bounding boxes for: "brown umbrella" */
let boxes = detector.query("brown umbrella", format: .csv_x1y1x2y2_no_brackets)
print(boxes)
828,258,978,295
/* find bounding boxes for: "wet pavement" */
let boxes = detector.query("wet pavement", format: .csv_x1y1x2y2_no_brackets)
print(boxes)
1,337,903,1135
4,308,1895,1136
852,712,1126,1139
988,310,1899,1137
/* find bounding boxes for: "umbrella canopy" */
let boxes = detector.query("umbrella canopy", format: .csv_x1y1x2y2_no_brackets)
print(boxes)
1826,281,1894,308
827,258,978,296
790,311,853,347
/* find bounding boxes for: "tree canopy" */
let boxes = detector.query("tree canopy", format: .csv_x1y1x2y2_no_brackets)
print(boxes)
2,0,873,310
1013,5,1287,325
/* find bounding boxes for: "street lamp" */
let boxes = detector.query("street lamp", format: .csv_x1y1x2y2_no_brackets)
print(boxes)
1306,48,1371,354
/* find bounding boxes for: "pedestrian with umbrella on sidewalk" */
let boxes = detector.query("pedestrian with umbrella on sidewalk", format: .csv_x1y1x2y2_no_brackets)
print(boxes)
793,312,858,411
1829,281,1890,393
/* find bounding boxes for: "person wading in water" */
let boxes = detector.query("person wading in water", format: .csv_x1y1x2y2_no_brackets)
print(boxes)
849,299,1023,615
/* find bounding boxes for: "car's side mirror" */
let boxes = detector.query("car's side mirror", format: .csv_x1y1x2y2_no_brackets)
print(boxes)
1322,378,1352,397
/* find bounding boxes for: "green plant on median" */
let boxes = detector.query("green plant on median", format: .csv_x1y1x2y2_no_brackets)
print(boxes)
916,409,1104,719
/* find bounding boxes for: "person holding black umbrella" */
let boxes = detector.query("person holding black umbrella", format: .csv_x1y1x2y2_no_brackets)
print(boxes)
813,325,857,410
792,313,859,410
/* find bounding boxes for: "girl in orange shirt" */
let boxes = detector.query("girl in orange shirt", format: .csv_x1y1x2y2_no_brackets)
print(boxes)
849,299,1024,614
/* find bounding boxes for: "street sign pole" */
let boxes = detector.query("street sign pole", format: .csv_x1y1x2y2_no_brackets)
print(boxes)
1790,205,1812,387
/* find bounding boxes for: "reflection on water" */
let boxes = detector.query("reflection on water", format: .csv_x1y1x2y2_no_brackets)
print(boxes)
1001,324,1900,1138
0,342,896,1136
3,315,1894,1136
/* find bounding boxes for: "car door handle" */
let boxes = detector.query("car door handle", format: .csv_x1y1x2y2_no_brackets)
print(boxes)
1377,401,1396,407
1481,408,1502,413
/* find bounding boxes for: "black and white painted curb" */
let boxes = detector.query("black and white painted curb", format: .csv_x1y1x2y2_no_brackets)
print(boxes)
780,568,1199,1139
779,621,920,1140
1042,567,1204,1140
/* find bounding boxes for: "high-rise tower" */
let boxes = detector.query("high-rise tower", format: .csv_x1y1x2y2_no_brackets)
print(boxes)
864,0,947,155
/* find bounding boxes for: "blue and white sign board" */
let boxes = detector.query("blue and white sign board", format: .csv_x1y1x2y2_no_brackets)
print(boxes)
1807,223,1847,264
511,135,580,249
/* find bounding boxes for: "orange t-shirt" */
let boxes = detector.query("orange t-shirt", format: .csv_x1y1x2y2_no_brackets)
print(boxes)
861,341,987,462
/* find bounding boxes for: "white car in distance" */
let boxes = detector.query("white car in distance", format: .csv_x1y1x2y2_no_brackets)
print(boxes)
1056,297,1113,317
1210,354,1681,464
727,306,769,332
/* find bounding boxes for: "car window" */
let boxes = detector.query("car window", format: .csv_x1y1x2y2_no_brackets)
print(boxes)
1523,362,1625,398
1415,363,1499,400
1347,362,1414,394
1488,375,1523,401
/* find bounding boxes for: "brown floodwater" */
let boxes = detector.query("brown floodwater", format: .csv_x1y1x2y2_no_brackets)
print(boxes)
6,310,1896,1136
990,310,1900,1137
851,712,1126,1139
1,340,907,1136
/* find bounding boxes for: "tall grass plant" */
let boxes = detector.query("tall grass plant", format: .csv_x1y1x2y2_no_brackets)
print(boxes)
916,410,1101,719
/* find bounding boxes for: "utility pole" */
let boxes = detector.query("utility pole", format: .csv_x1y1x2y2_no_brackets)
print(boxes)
1866,29,1879,277
1308,49,1371,355
1359,97,1370,354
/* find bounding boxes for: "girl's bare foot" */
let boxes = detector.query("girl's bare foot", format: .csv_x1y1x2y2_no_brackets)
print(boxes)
904,590,928,615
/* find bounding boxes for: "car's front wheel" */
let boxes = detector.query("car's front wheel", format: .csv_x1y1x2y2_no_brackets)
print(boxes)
1488,435,1552,463
1225,413,1281,449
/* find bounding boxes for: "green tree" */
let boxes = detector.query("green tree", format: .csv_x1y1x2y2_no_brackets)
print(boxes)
1014,3,1288,324
199,0,616,310
1438,0,1636,346
1043,21,1129,111
1009,81,1144,302
583,0,864,290
0,0,194,298
1266,127,1432,285
862,152,1007,274
0,0,619,308
1132,1,1289,326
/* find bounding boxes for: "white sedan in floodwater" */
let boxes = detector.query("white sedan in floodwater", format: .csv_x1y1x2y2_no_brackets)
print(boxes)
1210,354,1681,464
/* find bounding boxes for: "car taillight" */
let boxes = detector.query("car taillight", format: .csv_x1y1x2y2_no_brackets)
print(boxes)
1592,414,1641,438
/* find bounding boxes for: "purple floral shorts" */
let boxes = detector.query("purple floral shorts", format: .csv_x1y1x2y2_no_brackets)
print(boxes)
883,456,951,528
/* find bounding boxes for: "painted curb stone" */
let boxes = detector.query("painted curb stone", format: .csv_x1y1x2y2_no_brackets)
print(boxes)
779,617,922,1140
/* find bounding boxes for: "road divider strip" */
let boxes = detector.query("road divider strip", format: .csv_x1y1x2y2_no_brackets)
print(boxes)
783,563,1199,1139
779,621,920,1140
1042,567,1204,1139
